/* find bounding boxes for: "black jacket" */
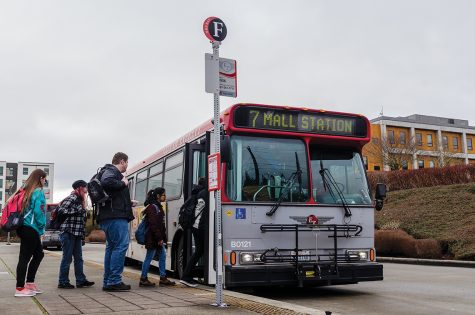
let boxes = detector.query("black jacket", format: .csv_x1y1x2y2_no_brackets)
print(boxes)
191,184,208,230
96,164,134,223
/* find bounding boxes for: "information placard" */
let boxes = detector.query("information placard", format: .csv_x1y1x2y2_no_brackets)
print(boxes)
208,153,221,191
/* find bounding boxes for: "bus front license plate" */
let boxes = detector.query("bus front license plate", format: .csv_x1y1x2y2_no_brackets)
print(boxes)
291,250,310,262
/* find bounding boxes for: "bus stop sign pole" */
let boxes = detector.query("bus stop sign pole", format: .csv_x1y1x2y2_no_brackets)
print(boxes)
203,16,227,308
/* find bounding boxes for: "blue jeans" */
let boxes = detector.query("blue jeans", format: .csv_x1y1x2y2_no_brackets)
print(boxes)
140,244,166,278
141,248,156,278
100,219,129,287
158,244,166,277
59,232,86,285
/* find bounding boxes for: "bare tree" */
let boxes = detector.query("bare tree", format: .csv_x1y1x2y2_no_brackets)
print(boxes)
364,135,421,170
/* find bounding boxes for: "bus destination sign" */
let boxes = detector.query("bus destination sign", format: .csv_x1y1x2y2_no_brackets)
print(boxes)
234,106,368,137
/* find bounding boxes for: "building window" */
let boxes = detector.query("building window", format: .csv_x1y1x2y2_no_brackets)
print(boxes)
388,130,395,144
427,134,433,147
374,165,381,171
442,136,448,149
468,138,473,151
418,160,424,169
449,119,455,124
7,168,14,177
453,137,458,150
416,133,422,146
44,168,49,175
0,166,3,175
402,160,408,170
0,179,3,188
399,131,406,144
23,167,28,175
0,194,2,201
429,160,435,168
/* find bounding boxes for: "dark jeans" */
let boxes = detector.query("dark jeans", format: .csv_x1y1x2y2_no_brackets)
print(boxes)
182,228,204,281
16,226,44,288
59,232,86,285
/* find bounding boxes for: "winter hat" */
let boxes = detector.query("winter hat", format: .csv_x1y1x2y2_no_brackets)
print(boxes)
72,180,88,190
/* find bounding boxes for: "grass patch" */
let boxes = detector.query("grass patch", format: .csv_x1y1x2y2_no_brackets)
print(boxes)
376,182,475,260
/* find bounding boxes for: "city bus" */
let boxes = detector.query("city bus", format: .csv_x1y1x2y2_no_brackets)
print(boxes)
125,103,386,288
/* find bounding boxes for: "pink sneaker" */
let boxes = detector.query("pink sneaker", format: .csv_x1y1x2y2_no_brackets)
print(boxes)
15,287,36,297
25,283,43,294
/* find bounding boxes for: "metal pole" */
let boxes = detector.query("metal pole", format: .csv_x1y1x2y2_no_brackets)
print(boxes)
212,40,226,308
7,232,11,245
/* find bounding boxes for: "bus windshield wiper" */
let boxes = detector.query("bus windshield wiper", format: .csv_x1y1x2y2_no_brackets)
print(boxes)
319,160,352,218
266,152,302,216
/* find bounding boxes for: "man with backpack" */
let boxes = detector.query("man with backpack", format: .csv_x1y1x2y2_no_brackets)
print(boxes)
96,152,135,292
180,177,208,288
57,180,95,289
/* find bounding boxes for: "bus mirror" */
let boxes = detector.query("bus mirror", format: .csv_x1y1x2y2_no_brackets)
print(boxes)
374,183,387,211
375,183,387,200
221,135,231,164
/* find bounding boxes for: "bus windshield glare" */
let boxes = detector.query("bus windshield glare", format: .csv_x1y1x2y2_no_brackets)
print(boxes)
310,147,372,205
226,136,309,202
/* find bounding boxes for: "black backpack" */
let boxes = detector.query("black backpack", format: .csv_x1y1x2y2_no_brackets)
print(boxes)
178,195,200,229
87,167,109,205
49,204,67,230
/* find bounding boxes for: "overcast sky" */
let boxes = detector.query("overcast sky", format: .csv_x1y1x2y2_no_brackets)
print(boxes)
1,0,474,201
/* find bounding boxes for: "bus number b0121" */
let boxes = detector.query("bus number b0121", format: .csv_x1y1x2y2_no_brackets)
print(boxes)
230,240,252,248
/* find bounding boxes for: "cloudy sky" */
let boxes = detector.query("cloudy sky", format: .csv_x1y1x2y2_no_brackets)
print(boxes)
1,0,474,201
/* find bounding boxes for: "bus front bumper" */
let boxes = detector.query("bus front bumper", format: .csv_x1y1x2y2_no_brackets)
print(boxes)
224,262,383,288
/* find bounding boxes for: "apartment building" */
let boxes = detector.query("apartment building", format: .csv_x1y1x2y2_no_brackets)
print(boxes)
0,161,54,209
363,114,475,171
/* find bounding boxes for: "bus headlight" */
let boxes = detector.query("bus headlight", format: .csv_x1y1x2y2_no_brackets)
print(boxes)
239,252,263,264
346,250,369,261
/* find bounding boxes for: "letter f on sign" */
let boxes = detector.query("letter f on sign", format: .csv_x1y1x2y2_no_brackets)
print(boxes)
213,22,224,37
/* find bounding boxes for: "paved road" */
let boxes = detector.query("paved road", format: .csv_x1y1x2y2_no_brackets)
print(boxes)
242,263,475,315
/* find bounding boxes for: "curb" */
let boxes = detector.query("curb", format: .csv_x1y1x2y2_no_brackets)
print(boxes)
45,250,329,315
377,257,475,268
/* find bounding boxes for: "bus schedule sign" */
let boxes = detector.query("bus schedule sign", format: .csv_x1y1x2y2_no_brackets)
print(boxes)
234,106,368,137
208,153,221,191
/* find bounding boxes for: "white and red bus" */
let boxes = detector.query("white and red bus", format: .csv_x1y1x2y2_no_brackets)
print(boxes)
125,103,386,288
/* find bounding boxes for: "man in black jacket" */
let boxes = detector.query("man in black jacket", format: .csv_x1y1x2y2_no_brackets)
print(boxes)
97,152,135,291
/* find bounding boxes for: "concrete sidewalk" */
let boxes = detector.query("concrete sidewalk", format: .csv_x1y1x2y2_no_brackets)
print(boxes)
0,243,325,315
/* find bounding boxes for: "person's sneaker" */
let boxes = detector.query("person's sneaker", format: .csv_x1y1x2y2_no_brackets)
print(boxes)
58,283,75,289
25,282,43,294
76,280,95,288
179,279,198,288
15,287,36,297
159,276,176,286
139,277,156,287
103,282,131,291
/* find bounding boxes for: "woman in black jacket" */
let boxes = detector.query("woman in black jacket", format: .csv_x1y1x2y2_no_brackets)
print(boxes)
139,188,175,287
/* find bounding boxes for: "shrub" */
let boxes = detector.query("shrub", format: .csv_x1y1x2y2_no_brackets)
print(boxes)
87,229,106,243
375,229,442,258
368,165,475,192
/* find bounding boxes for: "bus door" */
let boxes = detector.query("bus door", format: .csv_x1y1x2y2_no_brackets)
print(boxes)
183,139,209,281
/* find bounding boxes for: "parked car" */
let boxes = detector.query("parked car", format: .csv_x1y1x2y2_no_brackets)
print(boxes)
42,203,62,250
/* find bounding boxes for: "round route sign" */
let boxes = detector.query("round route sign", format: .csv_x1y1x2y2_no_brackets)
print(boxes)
203,17,227,42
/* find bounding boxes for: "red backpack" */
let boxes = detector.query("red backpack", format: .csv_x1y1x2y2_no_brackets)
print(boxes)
1,189,26,231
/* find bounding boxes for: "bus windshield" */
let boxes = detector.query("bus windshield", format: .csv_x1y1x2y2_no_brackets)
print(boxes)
310,146,372,205
226,135,309,202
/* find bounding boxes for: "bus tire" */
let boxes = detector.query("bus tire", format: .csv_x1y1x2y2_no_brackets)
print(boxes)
175,236,185,279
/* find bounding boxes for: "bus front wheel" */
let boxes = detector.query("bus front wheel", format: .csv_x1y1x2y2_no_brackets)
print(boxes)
175,236,185,279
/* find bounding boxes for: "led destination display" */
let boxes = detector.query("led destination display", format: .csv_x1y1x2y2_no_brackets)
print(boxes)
233,106,368,137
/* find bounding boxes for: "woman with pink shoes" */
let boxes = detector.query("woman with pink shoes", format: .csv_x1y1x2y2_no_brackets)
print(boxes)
14,169,47,297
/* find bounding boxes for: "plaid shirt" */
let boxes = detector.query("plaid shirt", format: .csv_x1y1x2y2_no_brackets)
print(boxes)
59,193,86,239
